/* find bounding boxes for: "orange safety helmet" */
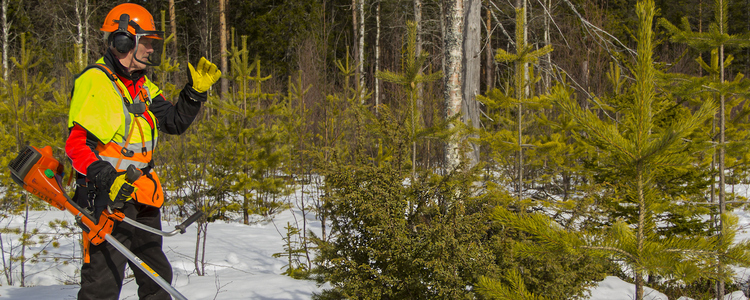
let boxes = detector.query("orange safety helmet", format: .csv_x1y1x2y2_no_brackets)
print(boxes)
100,3,163,39
101,3,164,66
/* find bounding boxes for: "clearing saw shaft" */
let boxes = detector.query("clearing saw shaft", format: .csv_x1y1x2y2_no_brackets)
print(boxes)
8,145,202,300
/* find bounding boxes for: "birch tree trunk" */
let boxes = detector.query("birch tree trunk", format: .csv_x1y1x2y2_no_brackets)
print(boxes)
485,2,493,93
462,0,481,166
72,0,89,67
444,0,464,171
75,0,83,68
220,0,229,97
84,0,89,65
2,0,9,82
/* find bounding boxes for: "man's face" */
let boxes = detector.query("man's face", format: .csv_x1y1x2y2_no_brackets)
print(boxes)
128,37,154,71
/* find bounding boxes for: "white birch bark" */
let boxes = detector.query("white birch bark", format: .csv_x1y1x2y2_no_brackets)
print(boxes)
485,3,493,93
2,0,9,82
75,0,83,67
444,0,464,171
84,0,89,65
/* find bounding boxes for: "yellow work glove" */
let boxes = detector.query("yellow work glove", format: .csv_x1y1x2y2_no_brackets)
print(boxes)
187,57,222,93
109,174,137,209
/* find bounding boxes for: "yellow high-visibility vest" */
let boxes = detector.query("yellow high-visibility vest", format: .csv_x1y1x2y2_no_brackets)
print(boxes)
68,58,165,207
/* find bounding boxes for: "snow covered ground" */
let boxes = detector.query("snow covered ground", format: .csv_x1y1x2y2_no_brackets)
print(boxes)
587,276,747,300
2,185,750,299
0,208,323,299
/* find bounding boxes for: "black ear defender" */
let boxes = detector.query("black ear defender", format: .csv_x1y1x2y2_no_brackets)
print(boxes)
111,14,134,53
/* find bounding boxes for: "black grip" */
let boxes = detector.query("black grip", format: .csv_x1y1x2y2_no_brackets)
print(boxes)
126,165,141,183
175,211,204,234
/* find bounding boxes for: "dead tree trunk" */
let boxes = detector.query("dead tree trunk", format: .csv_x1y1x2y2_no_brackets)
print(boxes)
462,0,481,167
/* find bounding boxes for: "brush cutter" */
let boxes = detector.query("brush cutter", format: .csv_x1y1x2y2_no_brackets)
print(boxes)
8,145,202,300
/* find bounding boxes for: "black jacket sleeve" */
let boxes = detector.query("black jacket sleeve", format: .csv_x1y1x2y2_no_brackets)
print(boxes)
148,84,206,135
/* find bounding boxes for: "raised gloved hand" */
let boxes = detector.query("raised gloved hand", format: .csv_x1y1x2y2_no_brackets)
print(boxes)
187,57,221,93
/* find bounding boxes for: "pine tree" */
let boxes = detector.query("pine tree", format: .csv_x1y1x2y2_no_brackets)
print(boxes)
376,20,442,179
312,145,494,300
477,269,548,300
0,32,57,287
488,7,552,202
659,1,750,296
208,33,291,224
489,2,750,300
272,222,309,279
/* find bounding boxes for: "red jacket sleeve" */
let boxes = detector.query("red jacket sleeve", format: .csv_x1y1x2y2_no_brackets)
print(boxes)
65,124,101,176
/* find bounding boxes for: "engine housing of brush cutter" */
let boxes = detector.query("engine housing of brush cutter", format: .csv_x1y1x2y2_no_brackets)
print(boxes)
9,145,66,209
8,145,125,246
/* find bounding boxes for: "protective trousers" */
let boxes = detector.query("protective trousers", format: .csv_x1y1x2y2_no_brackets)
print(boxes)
78,202,173,300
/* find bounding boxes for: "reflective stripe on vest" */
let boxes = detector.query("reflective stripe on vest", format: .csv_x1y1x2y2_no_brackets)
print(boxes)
98,68,133,141
96,139,155,170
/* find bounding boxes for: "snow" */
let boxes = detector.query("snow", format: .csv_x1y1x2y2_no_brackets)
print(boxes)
3,184,750,299
0,209,323,300
587,276,668,300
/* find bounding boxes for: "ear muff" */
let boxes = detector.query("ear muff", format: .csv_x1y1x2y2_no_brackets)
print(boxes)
113,32,134,53
111,14,134,54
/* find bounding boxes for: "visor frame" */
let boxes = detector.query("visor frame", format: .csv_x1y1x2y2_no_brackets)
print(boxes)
133,34,164,67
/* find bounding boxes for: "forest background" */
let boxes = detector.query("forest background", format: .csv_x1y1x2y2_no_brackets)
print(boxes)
2,0,750,299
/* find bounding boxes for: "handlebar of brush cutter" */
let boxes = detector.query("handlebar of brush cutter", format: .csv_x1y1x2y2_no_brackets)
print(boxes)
121,211,204,236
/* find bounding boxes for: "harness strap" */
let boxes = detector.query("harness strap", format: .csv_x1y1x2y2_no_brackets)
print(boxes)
115,119,139,170
80,64,129,107
79,63,154,171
